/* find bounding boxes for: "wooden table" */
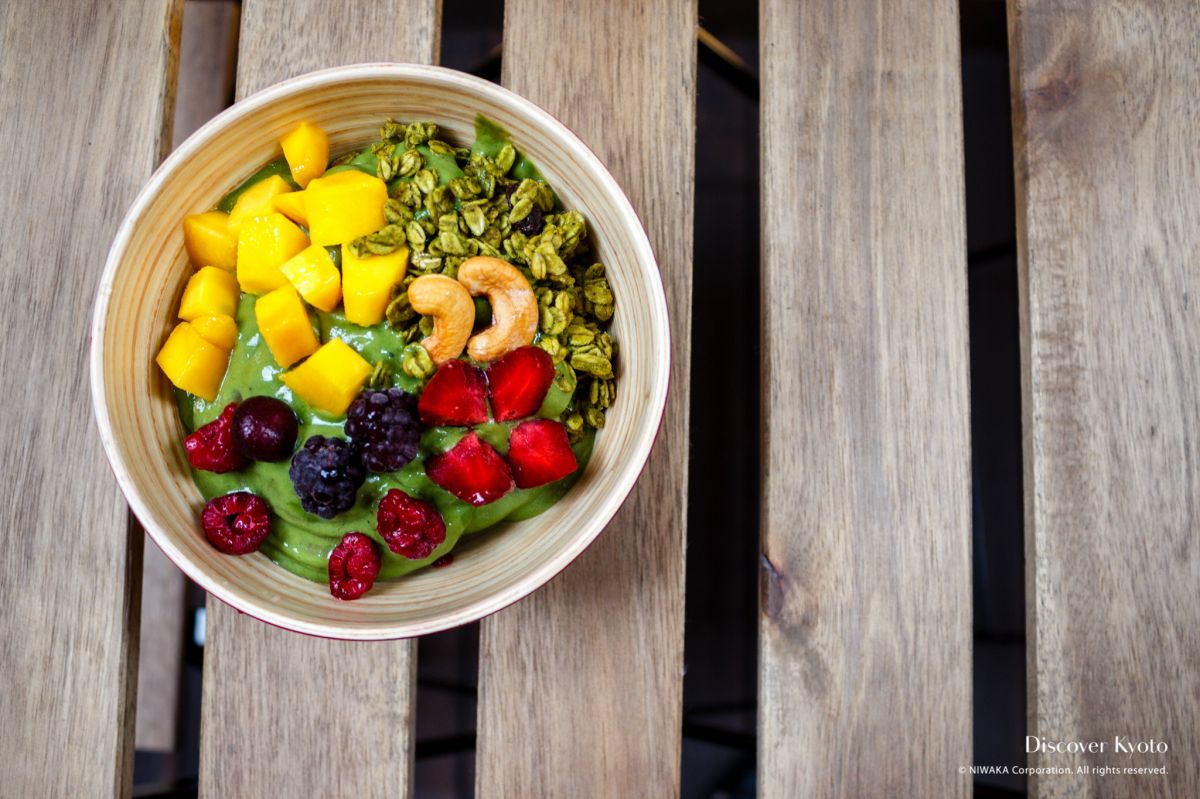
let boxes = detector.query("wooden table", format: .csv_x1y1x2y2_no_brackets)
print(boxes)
1,0,1196,796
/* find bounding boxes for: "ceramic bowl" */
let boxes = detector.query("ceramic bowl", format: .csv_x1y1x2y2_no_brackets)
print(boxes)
90,64,669,639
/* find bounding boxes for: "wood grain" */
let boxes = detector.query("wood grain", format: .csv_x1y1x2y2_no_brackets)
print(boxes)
136,1,241,754
199,2,438,796
758,1,972,796
476,1,696,795
0,0,181,795
1009,2,1200,795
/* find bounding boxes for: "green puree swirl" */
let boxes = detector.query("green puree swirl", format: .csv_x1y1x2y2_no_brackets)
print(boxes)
178,116,595,583
179,296,594,583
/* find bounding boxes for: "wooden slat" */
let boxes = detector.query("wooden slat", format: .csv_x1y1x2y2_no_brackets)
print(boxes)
0,0,181,795
198,2,438,796
137,1,241,754
476,1,696,795
758,2,972,796
1009,3,1200,795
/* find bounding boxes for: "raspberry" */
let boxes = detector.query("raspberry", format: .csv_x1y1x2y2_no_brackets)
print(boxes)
328,532,380,600
432,553,454,568
232,396,298,462
201,492,271,555
345,388,421,473
184,403,247,473
377,489,446,560
289,436,366,519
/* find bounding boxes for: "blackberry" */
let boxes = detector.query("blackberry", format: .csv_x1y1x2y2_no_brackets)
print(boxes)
505,183,545,235
345,388,422,473
514,205,544,235
289,436,366,519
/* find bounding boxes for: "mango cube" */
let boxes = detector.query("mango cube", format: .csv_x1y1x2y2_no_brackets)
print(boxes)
227,174,294,234
156,322,230,401
304,171,387,246
182,211,237,271
190,314,238,350
280,244,341,312
273,190,308,227
280,122,329,188
255,284,319,368
341,244,409,326
178,266,239,321
281,338,371,416
236,212,310,295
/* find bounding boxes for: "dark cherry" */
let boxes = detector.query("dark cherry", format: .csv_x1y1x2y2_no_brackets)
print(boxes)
232,396,298,462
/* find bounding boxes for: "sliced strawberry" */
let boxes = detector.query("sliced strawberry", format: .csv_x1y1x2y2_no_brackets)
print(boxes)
426,432,514,506
506,419,578,489
418,359,488,426
486,346,556,421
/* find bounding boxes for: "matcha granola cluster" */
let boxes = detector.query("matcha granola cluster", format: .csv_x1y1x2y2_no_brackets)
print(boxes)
336,118,618,436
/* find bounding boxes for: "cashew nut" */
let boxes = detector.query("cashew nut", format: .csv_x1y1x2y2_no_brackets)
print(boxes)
457,256,538,362
407,274,474,363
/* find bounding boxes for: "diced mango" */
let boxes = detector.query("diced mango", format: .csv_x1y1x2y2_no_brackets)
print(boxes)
227,174,294,234
280,244,341,312
178,266,239,321
280,122,329,188
236,212,310,294
304,171,387,246
190,314,238,350
273,190,308,226
341,244,409,326
182,211,237,271
281,338,371,416
255,284,319,368
155,322,230,401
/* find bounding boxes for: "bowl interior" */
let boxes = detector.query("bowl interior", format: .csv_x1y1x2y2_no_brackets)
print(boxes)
92,65,668,639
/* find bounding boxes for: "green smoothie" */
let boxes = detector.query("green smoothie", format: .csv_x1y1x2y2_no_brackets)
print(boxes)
173,115,614,587
179,294,593,582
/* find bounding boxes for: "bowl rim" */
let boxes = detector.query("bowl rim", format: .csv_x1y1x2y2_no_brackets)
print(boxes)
89,62,671,640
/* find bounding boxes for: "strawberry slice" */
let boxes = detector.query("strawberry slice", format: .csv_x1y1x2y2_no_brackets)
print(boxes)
506,419,578,489
486,346,556,421
418,359,488,426
426,432,514,506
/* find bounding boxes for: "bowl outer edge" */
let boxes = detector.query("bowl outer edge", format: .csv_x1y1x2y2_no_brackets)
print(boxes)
89,63,672,639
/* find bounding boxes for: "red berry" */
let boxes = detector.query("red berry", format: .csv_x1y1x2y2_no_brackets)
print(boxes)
506,419,578,489
418,359,488,426
426,432,514,506
328,532,381,600
232,396,298,461
377,489,446,560
184,403,248,473
486,346,556,421
432,553,454,568
201,492,271,555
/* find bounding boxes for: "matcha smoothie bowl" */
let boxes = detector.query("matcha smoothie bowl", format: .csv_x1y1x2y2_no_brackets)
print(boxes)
92,65,668,637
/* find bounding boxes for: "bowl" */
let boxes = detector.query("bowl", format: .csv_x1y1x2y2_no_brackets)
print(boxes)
90,64,669,640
